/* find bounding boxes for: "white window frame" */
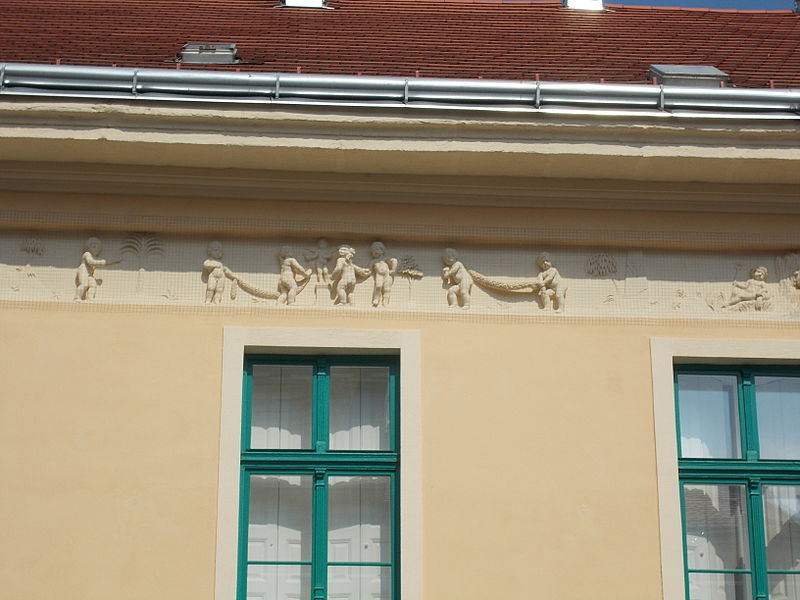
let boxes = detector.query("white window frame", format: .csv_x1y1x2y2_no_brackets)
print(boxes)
650,337,800,600
215,327,423,600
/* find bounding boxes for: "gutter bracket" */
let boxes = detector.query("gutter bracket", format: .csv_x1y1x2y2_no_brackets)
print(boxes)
275,74,281,99
132,69,139,96
403,79,409,104
534,81,541,109
658,84,665,111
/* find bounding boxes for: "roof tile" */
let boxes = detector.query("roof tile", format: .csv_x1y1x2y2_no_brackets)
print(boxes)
0,0,798,87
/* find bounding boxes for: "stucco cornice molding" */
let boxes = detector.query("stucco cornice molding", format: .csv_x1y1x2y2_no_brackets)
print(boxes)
0,101,798,185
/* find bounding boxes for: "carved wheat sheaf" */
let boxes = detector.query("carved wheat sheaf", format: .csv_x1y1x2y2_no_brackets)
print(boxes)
397,256,424,280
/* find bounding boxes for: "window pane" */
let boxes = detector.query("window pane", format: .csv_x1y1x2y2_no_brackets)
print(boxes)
756,376,800,460
247,565,311,600
764,485,800,572
684,484,751,571
678,374,741,459
769,574,800,600
248,475,312,562
329,367,390,451
688,573,751,600
328,566,391,600
328,476,391,563
251,365,312,449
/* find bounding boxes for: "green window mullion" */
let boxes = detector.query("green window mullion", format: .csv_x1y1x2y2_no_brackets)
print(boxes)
314,360,329,454
747,479,769,600
741,369,761,462
392,469,400,600
679,480,691,600
686,569,754,574
312,470,328,600
389,364,398,452
242,366,253,451
237,467,251,600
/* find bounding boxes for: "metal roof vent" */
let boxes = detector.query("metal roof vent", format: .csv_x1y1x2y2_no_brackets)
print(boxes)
650,65,731,88
562,0,604,10
180,43,239,64
281,0,330,7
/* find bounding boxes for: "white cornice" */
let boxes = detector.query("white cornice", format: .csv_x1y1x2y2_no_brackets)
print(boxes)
0,102,798,187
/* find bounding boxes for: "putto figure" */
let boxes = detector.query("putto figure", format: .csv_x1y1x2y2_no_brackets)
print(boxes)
304,237,335,284
277,246,312,305
532,252,565,312
330,245,370,306
368,241,398,307
75,237,120,301
202,241,233,304
722,266,770,309
441,247,473,309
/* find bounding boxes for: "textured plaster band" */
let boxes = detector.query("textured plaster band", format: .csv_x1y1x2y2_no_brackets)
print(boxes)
215,327,423,600
650,338,800,600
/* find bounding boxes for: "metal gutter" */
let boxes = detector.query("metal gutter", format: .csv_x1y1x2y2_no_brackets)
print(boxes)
1,62,799,120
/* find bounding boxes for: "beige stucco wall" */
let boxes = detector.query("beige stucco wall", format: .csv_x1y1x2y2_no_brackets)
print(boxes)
1,102,798,599
2,302,798,600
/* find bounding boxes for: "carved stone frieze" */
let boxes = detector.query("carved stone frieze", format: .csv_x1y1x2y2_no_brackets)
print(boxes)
0,231,797,320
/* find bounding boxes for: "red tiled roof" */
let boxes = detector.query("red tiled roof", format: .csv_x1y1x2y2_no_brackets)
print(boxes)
0,0,798,88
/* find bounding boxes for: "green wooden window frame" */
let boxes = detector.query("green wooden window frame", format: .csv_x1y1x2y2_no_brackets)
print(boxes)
238,355,400,600
675,365,800,600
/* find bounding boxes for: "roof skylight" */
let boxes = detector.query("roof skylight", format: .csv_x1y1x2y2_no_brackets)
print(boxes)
179,43,239,65
281,0,330,8
650,65,731,88
562,0,604,10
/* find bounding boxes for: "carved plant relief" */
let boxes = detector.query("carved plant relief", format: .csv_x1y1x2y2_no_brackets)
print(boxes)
586,252,619,304
19,237,45,256
75,237,120,301
441,248,473,309
396,255,423,302
121,232,164,294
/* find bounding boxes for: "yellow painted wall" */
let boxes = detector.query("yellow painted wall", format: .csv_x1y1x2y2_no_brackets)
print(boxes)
2,303,798,599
